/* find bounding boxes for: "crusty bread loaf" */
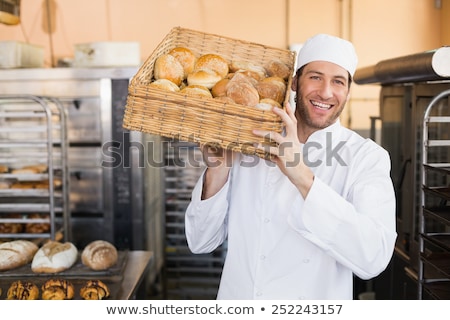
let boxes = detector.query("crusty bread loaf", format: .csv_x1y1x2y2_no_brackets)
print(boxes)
0,240,38,271
31,240,78,273
81,240,118,271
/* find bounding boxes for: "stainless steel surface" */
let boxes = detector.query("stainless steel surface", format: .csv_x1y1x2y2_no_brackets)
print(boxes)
119,250,153,300
354,47,450,85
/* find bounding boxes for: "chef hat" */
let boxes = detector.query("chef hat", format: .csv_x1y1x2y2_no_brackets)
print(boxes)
296,33,358,77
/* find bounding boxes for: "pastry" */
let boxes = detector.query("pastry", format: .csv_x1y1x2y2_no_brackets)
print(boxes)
80,280,110,300
31,240,78,273
25,213,50,234
41,279,75,300
0,240,38,271
7,280,39,300
81,240,118,271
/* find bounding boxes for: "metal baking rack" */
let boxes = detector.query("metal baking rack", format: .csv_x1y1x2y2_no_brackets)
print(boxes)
418,89,450,299
0,94,70,243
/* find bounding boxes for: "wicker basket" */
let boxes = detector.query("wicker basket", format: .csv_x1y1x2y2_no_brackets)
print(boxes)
123,27,296,159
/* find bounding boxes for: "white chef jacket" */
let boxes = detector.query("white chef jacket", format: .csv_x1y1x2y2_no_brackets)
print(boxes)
185,120,397,300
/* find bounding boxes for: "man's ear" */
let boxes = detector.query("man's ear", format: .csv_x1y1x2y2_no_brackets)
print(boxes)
291,74,298,92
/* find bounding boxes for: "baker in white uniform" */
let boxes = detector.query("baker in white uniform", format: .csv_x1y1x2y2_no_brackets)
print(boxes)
185,34,397,300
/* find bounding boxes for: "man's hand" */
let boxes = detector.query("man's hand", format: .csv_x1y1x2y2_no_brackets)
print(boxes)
252,103,314,198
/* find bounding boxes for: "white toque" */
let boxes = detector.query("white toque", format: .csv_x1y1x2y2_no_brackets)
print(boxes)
296,33,358,77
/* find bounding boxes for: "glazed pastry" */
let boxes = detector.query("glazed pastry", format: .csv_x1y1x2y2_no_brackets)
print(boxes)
80,280,110,300
41,279,74,300
7,280,39,300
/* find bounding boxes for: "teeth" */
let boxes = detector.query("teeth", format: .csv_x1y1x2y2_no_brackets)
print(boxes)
312,101,331,110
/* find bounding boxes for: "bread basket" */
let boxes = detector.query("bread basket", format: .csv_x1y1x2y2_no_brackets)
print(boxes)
123,27,296,159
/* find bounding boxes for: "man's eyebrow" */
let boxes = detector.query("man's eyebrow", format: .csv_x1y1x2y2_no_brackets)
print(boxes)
305,69,347,81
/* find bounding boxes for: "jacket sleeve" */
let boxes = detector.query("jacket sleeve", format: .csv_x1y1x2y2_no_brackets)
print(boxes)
288,146,397,279
185,169,230,254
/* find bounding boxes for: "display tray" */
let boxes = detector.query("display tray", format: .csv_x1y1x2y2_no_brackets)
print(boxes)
0,251,128,300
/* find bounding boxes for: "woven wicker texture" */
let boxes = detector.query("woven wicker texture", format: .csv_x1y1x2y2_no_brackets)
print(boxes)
123,27,296,159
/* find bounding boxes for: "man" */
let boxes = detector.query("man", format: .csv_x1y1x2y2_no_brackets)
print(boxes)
185,34,397,299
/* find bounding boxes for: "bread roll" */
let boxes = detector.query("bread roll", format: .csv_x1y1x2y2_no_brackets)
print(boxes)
153,54,184,86
81,240,118,271
264,60,292,80
256,76,287,104
0,165,8,173
211,78,230,97
31,240,78,273
214,96,236,104
194,54,229,78
226,81,260,107
149,79,180,92
168,47,197,78
180,85,213,99
7,280,39,300
230,60,266,80
187,69,222,89
0,240,38,271
255,98,282,111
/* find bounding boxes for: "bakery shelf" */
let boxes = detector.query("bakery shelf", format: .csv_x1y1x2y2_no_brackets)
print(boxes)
423,207,450,226
423,186,450,201
418,89,450,299
422,281,450,300
421,233,450,252
0,95,70,242
421,252,450,278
